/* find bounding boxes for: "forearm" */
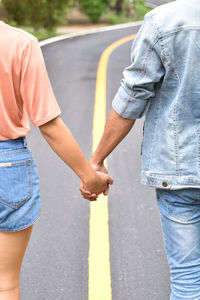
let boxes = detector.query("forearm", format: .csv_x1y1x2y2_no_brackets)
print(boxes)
91,108,135,165
39,116,95,184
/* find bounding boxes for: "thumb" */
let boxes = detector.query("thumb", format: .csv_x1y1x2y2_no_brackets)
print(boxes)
107,176,114,185
103,186,109,196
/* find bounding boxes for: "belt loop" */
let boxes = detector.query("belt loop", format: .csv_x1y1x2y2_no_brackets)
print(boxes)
23,137,28,148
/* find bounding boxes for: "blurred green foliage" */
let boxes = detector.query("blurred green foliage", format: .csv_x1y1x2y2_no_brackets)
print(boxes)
2,0,26,25
104,0,152,25
25,28,57,41
2,0,72,29
1,0,151,40
78,0,111,22
133,0,152,20
104,13,131,25
79,0,152,24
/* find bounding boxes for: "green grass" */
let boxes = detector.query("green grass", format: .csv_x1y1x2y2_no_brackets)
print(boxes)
6,20,57,40
133,0,152,21
103,12,133,25
103,1,152,25
25,29,57,41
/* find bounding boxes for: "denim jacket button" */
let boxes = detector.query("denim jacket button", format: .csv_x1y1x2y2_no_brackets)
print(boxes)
162,181,168,188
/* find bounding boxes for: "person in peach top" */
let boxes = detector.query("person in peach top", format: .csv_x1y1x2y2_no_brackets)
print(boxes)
0,8,113,300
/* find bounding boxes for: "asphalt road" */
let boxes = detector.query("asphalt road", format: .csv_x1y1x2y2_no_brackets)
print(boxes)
146,0,170,8
21,26,170,300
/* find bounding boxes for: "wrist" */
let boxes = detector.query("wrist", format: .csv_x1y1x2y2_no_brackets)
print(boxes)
81,166,97,187
90,155,104,167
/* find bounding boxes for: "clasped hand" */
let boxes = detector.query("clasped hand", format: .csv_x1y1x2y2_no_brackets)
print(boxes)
80,162,113,201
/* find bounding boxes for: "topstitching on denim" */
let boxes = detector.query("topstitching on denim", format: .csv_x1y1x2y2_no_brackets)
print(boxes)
163,190,200,223
0,139,41,232
0,148,29,156
112,0,200,189
0,158,33,209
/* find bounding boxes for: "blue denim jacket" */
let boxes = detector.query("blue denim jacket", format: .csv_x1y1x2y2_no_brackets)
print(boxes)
112,0,200,189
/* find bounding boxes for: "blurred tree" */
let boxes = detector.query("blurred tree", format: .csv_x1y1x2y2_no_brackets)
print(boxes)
26,0,72,29
115,0,124,15
2,0,72,29
2,0,27,24
79,0,111,22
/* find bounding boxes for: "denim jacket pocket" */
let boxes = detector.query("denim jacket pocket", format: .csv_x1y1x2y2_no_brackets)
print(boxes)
0,159,32,209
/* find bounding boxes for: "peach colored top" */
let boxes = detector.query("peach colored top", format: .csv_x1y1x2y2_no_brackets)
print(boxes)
0,21,61,141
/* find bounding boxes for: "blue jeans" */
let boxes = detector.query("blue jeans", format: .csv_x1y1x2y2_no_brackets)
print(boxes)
156,189,200,299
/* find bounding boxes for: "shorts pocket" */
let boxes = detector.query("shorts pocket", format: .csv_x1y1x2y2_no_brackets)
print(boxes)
0,159,32,209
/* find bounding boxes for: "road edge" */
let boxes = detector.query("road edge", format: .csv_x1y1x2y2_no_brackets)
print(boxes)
39,21,142,47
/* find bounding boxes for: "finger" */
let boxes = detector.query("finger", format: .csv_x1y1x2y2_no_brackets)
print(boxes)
81,185,97,198
79,182,92,195
79,181,85,189
90,197,98,201
81,191,98,198
91,193,98,198
85,196,97,201
79,181,89,191
103,186,109,196
107,176,114,185
80,188,91,196
81,192,98,201
89,194,98,201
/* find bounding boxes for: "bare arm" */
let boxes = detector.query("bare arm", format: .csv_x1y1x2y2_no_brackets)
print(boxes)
91,108,135,166
39,116,113,197
80,108,135,200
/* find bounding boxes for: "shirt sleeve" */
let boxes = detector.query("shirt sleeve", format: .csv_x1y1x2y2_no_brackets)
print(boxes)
20,37,61,127
112,14,165,119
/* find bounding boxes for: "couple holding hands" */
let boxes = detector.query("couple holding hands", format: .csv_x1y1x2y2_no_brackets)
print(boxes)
1,0,200,299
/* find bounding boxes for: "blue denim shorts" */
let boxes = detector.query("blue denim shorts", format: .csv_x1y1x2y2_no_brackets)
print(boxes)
0,137,41,232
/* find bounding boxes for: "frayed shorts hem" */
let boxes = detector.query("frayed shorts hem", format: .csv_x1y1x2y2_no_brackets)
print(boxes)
0,213,41,232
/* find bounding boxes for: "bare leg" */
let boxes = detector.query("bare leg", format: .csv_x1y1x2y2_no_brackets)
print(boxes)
0,225,33,300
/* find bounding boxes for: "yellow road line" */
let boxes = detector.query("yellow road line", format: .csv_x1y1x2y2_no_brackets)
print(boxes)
89,34,136,300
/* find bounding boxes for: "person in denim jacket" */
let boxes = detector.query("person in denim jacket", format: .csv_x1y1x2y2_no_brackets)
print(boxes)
80,0,200,298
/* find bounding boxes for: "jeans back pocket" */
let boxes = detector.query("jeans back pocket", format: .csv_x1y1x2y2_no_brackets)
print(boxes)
0,159,32,209
159,189,200,223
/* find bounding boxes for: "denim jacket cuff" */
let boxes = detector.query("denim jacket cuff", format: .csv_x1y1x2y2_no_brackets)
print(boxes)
112,86,148,119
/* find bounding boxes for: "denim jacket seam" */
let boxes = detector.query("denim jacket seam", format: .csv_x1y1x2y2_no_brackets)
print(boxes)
149,14,180,83
173,103,180,175
120,34,159,116
147,92,161,171
151,21,181,175
120,98,132,116
119,85,136,115
131,36,159,88
123,38,159,115
198,135,200,170
120,96,148,116
122,15,162,116
144,173,200,181
130,15,160,90
161,26,200,38
139,15,163,171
